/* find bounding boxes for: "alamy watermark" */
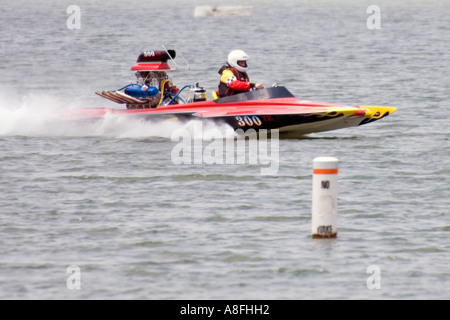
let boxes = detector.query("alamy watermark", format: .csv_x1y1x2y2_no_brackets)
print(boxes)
66,5,81,30
367,5,381,30
170,122,279,176
66,265,81,290
366,265,381,289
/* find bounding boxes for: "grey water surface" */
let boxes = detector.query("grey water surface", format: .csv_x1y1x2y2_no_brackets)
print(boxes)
0,0,449,299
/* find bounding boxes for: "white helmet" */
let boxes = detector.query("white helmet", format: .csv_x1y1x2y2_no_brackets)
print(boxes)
227,49,250,73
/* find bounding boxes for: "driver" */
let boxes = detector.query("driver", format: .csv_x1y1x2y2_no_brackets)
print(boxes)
217,49,263,97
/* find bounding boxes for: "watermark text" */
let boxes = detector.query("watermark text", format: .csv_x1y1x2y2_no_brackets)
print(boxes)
66,265,81,290
171,123,279,176
367,5,381,30
366,265,381,289
66,5,81,30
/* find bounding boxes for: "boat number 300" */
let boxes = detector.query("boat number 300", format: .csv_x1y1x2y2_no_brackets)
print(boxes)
235,116,262,127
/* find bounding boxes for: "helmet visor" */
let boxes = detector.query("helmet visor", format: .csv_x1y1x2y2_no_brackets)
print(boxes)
237,60,248,68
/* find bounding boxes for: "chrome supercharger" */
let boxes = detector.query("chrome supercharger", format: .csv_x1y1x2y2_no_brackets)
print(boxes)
190,82,206,102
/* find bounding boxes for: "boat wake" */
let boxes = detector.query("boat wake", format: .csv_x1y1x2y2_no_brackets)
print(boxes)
0,91,235,140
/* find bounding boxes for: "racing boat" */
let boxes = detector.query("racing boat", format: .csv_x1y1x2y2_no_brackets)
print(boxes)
71,47,396,137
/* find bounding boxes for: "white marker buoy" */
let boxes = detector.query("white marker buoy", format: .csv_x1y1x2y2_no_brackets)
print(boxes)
312,157,339,238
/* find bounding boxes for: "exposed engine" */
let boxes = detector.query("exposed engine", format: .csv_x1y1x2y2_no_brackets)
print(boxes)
96,48,206,109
